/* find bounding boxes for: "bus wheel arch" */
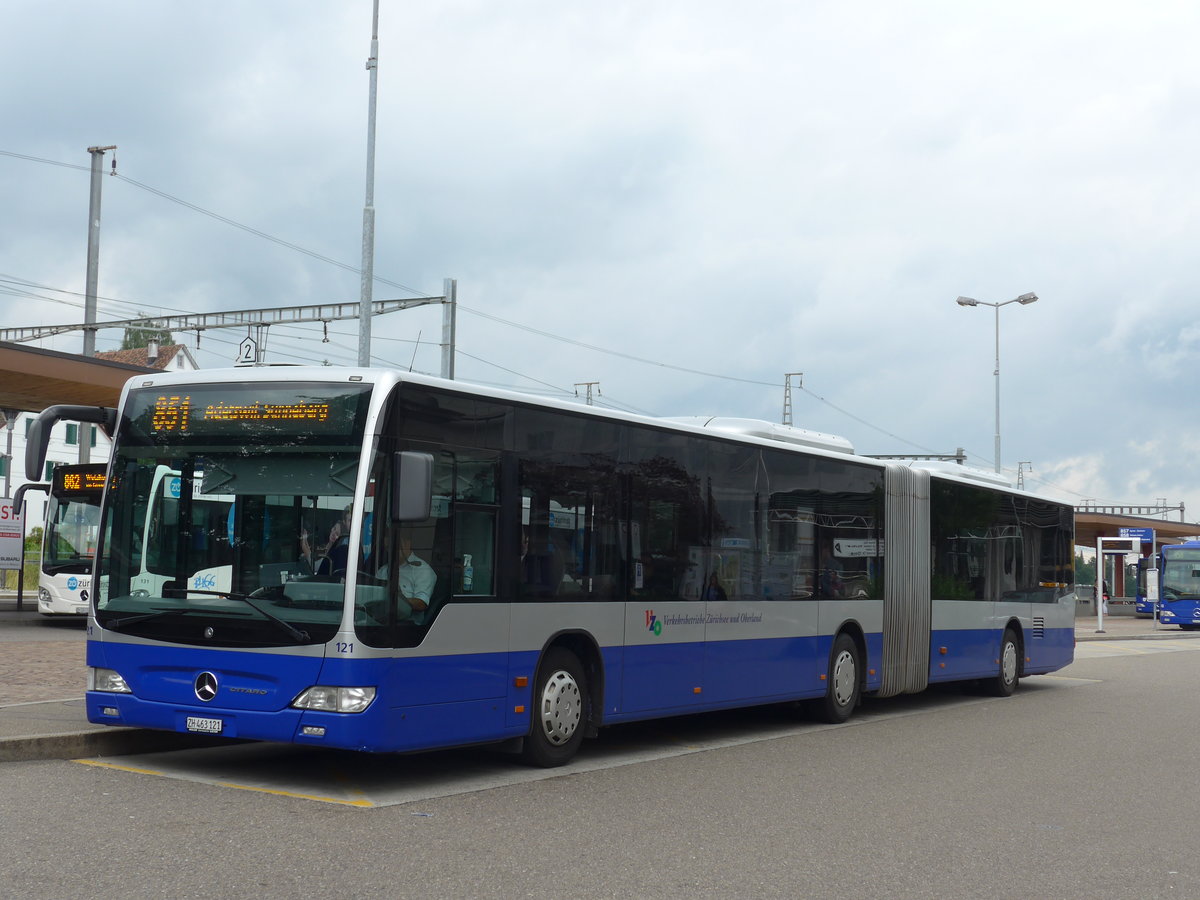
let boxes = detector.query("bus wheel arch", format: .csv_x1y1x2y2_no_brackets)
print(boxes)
813,627,864,724
984,623,1023,697
521,633,601,767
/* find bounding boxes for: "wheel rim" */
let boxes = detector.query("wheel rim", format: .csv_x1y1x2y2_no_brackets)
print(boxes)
538,669,582,746
831,648,857,708
1001,640,1018,686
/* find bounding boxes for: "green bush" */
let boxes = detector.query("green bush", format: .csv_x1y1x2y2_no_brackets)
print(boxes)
2,564,40,592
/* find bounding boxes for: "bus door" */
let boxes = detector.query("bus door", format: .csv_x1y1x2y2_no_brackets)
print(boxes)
620,464,705,715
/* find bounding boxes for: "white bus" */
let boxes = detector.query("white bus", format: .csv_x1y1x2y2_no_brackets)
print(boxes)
35,463,107,616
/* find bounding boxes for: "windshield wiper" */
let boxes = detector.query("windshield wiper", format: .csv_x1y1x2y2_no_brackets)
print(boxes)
183,589,312,643
106,606,252,630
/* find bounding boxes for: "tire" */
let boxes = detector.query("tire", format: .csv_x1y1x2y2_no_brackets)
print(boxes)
984,628,1020,697
814,633,860,724
521,647,587,767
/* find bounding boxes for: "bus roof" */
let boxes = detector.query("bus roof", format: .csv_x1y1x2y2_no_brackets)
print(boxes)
120,366,1063,505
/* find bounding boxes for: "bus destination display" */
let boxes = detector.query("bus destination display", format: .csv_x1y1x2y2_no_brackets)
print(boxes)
52,464,107,496
124,382,371,443
150,395,331,432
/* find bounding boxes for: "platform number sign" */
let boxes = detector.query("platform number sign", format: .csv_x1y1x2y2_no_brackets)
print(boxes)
237,336,258,366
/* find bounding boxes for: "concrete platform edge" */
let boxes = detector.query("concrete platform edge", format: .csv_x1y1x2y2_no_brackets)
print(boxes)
0,724,238,763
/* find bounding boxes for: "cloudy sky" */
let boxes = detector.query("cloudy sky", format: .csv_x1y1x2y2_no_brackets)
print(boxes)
2,1,1198,516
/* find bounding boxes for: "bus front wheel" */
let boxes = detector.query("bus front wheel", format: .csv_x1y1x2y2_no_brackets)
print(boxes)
984,629,1020,697
522,647,586,768
814,633,860,724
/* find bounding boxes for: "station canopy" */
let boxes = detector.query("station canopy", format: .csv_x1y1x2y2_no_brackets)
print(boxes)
0,341,152,413
1074,510,1200,551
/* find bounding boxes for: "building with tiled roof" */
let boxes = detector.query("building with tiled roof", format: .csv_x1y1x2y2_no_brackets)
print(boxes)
93,342,199,371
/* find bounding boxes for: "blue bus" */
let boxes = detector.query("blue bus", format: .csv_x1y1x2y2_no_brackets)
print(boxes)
1133,557,1154,617
26,368,1076,766
1155,542,1200,629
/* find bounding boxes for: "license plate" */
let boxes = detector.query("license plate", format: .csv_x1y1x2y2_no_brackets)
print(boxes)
186,716,223,734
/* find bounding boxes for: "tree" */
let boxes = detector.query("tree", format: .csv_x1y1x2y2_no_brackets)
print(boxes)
120,315,173,350
1074,552,1096,585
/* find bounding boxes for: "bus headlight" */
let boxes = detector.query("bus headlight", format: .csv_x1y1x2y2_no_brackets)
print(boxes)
38,587,51,604
89,667,132,693
291,686,376,713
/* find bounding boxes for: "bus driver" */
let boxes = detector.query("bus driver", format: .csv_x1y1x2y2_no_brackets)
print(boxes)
382,531,436,616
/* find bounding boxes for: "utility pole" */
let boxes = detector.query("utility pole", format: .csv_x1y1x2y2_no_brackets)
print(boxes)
574,382,601,406
440,278,456,379
2,409,13,499
357,0,380,366
83,145,116,361
1017,461,1032,490
82,144,116,464
782,373,802,426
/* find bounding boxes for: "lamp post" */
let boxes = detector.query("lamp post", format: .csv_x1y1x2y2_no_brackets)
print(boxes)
955,292,1038,474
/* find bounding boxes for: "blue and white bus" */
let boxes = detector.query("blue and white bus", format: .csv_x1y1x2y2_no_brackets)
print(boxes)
1155,542,1200,629
26,367,1076,766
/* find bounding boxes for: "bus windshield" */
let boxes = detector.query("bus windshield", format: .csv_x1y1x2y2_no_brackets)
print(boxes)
1163,549,1200,600
44,467,105,574
95,381,372,647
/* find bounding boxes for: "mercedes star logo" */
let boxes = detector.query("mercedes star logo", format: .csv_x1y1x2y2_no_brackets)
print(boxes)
194,671,219,702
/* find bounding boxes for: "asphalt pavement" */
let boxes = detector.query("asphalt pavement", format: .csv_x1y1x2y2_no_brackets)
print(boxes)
1,591,1194,763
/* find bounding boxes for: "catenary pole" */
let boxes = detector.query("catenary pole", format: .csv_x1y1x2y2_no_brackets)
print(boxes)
358,0,380,366
81,145,115,463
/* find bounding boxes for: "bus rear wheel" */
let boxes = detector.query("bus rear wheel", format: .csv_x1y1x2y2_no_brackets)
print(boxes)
984,629,1020,697
813,633,860,724
521,647,586,768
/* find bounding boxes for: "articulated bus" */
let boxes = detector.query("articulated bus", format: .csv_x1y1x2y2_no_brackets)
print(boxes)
37,463,107,616
26,367,1076,766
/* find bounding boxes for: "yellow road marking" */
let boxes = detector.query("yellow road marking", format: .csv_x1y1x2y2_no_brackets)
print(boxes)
215,781,375,807
72,758,375,807
73,759,163,776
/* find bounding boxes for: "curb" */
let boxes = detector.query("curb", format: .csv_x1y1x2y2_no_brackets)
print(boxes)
1075,630,1200,643
0,727,237,763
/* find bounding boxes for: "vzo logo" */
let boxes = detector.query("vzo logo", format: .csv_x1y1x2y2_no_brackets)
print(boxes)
645,609,663,636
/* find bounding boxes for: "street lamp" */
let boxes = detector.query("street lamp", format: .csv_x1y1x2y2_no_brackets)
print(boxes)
955,292,1038,474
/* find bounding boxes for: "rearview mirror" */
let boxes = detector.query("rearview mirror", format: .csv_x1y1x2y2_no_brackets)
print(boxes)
392,451,433,522
25,405,117,479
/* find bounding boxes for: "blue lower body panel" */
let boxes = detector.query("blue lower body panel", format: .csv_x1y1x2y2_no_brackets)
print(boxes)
1159,602,1200,627
1024,626,1074,674
87,640,522,753
86,618,1068,754
926,626,1074,683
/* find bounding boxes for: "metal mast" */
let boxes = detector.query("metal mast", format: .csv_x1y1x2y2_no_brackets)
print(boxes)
358,0,380,366
782,373,802,426
83,145,116,360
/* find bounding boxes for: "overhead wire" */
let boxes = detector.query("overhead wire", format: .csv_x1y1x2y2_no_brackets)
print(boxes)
5,147,1063,487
